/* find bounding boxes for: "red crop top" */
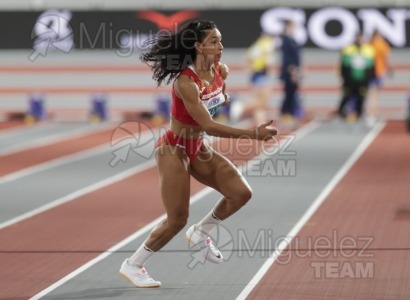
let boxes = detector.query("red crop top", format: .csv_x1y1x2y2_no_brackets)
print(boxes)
171,64,225,126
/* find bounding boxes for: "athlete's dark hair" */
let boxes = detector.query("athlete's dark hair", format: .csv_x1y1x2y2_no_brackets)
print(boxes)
140,20,217,86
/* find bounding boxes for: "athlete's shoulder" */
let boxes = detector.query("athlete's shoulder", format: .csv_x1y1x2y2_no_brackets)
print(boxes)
179,66,197,78
174,73,200,99
176,67,199,86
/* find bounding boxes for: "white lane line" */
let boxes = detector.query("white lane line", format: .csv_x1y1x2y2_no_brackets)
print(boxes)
0,159,157,231
0,122,164,227
28,120,319,300
0,123,113,156
0,144,108,185
236,121,386,300
239,120,320,174
0,124,160,185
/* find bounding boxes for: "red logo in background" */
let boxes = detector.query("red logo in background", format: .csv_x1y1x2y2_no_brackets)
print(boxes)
137,10,199,31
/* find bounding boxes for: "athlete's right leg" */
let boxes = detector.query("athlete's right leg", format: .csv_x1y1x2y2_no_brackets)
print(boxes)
144,145,191,251
120,145,190,287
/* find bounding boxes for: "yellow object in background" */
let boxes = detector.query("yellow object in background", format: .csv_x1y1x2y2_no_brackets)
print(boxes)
151,114,165,126
24,114,36,125
247,34,275,72
90,114,101,124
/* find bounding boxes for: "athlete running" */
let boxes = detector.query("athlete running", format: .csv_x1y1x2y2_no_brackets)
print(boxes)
119,19,277,288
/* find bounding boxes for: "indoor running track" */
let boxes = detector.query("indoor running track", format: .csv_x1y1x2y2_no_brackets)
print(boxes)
0,119,409,300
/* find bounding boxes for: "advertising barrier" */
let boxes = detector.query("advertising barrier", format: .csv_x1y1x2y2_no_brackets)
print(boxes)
0,7,409,50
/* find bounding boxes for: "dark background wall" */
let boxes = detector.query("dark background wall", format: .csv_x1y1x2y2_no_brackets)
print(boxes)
1,7,409,49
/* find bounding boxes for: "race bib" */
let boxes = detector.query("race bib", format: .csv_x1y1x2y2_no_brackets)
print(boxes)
203,93,225,116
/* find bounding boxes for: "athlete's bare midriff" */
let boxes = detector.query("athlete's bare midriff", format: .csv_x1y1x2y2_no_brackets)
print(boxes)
170,116,205,140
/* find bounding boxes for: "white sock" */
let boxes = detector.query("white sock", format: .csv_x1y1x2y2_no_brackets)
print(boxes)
127,243,155,267
196,210,221,236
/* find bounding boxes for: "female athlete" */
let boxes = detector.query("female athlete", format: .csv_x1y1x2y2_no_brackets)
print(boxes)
119,20,277,287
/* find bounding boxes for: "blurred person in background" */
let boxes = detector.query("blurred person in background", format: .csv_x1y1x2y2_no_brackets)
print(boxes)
279,20,302,127
338,32,375,122
245,32,276,125
367,30,391,125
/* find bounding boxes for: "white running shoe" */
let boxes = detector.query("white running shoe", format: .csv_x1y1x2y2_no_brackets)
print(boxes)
119,259,161,288
185,224,223,264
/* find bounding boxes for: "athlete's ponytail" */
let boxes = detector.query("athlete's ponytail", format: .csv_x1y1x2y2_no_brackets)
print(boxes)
140,20,217,86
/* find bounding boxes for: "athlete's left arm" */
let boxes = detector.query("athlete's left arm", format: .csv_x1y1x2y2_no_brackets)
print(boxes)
218,63,230,106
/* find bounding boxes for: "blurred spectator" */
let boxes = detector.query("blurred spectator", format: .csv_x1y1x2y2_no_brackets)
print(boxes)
338,32,375,122
279,20,302,126
367,30,391,125
246,32,275,125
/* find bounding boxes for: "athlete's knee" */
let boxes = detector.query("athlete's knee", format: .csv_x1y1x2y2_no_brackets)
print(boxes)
239,185,253,205
231,185,253,208
167,213,189,234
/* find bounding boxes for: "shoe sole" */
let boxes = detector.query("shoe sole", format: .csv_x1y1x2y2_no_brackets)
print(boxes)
119,272,161,288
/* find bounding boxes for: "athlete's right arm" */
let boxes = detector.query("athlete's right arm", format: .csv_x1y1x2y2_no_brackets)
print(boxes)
174,75,277,141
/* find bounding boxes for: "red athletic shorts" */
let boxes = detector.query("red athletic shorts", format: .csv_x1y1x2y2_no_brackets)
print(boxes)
155,129,203,164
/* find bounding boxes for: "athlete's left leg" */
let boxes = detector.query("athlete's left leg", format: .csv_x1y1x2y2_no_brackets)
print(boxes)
185,143,252,263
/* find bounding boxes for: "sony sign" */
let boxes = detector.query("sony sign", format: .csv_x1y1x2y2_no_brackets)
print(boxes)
261,7,410,49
